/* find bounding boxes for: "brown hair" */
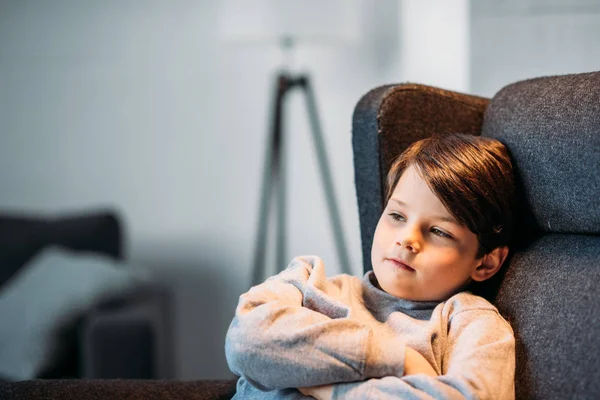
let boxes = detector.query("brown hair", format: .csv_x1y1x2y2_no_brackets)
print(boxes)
385,133,515,257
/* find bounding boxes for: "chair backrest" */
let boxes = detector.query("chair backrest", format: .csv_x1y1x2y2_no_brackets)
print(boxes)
352,72,600,399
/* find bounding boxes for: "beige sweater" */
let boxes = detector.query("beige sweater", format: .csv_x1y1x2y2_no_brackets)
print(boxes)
226,256,515,399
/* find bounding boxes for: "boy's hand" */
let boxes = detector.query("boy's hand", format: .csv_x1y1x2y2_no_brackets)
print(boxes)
298,384,334,399
404,346,437,377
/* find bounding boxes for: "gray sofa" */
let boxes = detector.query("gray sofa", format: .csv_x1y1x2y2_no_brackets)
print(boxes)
0,211,174,382
3,71,599,399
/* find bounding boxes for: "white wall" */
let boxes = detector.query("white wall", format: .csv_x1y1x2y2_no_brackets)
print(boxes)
0,0,400,379
471,0,600,97
399,0,470,93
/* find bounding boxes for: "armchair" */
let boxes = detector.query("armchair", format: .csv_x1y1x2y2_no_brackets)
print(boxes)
353,71,600,399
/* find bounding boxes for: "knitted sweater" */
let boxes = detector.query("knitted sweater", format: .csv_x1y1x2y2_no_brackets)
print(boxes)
225,256,515,399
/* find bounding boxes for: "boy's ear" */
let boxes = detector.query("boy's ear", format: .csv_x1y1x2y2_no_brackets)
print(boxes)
471,246,509,282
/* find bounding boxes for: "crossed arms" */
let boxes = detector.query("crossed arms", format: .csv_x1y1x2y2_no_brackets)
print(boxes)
225,257,515,399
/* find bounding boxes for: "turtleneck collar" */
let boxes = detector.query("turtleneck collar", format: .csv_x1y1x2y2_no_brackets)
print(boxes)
361,271,441,321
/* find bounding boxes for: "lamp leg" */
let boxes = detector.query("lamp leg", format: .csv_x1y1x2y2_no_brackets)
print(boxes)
274,75,288,274
251,73,289,287
252,72,353,286
300,76,353,276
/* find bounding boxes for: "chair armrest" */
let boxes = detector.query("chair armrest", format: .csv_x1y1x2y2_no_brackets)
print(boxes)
0,379,238,400
80,286,173,379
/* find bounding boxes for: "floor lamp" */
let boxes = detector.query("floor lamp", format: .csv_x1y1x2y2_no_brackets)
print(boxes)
219,0,362,286
251,70,352,286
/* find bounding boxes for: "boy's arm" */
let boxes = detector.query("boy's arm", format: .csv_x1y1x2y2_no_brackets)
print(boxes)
224,256,406,391
329,309,516,400
299,347,437,400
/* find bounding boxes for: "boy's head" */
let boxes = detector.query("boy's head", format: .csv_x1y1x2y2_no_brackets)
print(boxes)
371,133,515,301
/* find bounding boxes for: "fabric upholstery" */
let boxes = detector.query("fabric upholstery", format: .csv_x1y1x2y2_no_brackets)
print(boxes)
85,319,154,379
0,379,237,400
482,72,600,235
482,71,600,399
495,234,600,399
0,210,123,290
352,84,489,272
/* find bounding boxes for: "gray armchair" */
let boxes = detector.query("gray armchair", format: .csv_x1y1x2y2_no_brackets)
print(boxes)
353,71,600,399
3,71,598,399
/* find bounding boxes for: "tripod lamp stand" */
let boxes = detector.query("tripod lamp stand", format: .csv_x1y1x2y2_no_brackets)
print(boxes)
218,0,362,285
251,71,352,286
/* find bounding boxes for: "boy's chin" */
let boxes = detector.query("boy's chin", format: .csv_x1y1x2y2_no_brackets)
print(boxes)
375,278,454,302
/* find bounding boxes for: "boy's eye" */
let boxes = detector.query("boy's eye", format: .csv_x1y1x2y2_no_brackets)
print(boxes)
388,212,405,222
431,227,453,239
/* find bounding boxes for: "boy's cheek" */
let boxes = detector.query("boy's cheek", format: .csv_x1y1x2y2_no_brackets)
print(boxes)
374,224,394,247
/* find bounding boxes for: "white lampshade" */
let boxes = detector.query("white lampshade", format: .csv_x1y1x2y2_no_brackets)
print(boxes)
219,0,363,47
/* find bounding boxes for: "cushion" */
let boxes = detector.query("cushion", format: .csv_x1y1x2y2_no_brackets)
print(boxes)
495,234,600,399
0,247,148,380
482,71,600,235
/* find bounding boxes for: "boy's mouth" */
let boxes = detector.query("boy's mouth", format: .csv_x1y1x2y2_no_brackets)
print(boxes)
387,258,415,272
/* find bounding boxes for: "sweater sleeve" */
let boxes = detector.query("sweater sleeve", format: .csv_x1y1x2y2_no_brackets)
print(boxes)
224,256,405,391
331,308,516,399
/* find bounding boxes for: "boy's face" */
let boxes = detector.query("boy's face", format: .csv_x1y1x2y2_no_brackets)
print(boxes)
371,165,483,301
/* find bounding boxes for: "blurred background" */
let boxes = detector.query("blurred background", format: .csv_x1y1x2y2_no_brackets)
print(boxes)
0,0,598,381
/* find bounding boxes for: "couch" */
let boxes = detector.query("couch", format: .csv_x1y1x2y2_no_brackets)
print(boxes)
2,71,599,399
0,211,173,382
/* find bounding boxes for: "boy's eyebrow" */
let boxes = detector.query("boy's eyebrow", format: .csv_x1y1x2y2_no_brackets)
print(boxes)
434,215,461,225
389,198,460,225
390,198,406,206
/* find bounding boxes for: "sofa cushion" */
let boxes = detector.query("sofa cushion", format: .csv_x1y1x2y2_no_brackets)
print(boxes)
482,71,600,235
0,247,146,380
495,234,600,399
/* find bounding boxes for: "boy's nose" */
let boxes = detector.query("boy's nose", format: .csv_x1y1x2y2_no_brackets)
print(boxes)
399,239,421,253
396,226,422,253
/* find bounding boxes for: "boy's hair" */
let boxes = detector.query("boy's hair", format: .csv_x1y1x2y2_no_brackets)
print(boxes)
385,133,515,257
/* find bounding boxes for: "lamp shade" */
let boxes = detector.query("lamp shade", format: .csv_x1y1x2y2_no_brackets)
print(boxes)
219,0,362,46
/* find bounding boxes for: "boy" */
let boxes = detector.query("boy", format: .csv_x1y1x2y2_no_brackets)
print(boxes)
225,133,516,399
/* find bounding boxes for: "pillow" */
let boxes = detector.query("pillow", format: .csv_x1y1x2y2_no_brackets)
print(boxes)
0,246,149,380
